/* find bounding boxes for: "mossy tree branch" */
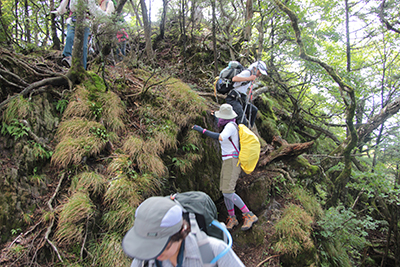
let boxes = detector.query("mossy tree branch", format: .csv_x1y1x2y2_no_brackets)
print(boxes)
273,0,358,207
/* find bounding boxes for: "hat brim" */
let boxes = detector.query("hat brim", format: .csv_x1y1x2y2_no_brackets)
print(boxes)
122,226,170,260
259,69,267,75
215,110,237,120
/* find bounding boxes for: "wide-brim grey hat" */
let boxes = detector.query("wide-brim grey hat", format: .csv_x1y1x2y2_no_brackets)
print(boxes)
215,104,237,119
122,197,183,260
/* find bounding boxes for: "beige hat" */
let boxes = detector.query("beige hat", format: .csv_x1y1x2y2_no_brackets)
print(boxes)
215,104,237,119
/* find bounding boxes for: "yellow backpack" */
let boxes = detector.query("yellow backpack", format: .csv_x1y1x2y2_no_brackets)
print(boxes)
229,123,260,174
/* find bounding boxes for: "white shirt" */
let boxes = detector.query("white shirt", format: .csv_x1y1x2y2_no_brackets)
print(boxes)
130,233,245,267
56,0,107,25
219,122,239,160
232,69,252,94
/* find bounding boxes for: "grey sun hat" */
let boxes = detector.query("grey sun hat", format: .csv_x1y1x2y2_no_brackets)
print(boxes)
215,104,238,120
122,197,183,260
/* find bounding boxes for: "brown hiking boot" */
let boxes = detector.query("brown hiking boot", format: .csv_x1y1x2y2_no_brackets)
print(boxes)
242,212,258,231
226,216,239,230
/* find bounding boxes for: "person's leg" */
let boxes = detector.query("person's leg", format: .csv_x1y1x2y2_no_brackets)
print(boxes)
82,26,90,70
121,41,126,56
220,158,258,231
223,193,250,214
225,95,248,126
247,103,258,128
63,23,75,58
220,158,241,230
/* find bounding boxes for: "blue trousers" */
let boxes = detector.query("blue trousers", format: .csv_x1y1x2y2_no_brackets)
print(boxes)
63,24,90,70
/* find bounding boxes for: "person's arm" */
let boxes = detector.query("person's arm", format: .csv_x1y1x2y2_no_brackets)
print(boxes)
192,125,222,141
88,0,108,17
232,74,256,83
105,0,115,14
51,0,69,16
232,68,256,83
209,237,245,267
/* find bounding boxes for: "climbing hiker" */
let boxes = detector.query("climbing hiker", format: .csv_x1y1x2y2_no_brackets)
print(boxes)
51,0,108,69
227,61,268,128
115,19,129,61
192,104,258,231
122,196,245,267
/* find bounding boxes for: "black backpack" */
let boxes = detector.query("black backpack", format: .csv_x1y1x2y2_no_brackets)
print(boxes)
215,61,247,94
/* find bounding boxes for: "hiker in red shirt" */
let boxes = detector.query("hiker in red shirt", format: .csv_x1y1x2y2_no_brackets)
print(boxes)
116,27,129,61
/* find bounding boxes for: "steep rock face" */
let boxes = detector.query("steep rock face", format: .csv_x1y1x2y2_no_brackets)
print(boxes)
0,93,58,243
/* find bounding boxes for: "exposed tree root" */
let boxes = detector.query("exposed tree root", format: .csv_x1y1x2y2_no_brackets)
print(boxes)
0,47,72,112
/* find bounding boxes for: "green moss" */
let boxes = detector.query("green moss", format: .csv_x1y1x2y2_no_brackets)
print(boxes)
81,71,106,95
287,156,320,179
291,187,323,220
272,204,316,265
233,220,266,246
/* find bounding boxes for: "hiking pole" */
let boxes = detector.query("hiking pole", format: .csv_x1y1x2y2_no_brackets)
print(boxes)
241,81,253,126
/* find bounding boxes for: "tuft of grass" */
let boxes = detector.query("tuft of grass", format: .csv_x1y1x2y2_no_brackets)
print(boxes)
2,96,34,123
56,118,104,139
102,201,136,233
122,135,144,158
70,172,106,196
104,177,141,210
273,204,314,257
151,127,178,153
136,153,167,176
122,135,167,176
62,87,92,119
52,118,107,168
292,187,323,220
56,191,95,245
99,91,126,133
51,135,106,168
103,177,141,232
90,233,131,267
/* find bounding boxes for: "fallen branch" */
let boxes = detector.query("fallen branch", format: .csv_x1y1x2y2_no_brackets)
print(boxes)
259,136,314,166
256,255,280,267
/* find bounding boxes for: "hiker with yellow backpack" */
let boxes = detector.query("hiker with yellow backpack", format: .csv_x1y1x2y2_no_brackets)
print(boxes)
192,104,259,231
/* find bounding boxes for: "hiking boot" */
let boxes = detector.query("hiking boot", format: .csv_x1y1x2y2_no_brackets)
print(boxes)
226,216,239,230
62,56,71,68
241,212,258,231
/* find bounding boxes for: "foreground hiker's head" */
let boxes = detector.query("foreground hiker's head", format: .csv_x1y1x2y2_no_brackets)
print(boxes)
122,197,190,260
215,104,238,120
250,61,268,76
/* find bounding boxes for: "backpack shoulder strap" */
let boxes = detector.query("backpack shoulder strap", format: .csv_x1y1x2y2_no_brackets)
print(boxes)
188,213,216,267
228,122,239,153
